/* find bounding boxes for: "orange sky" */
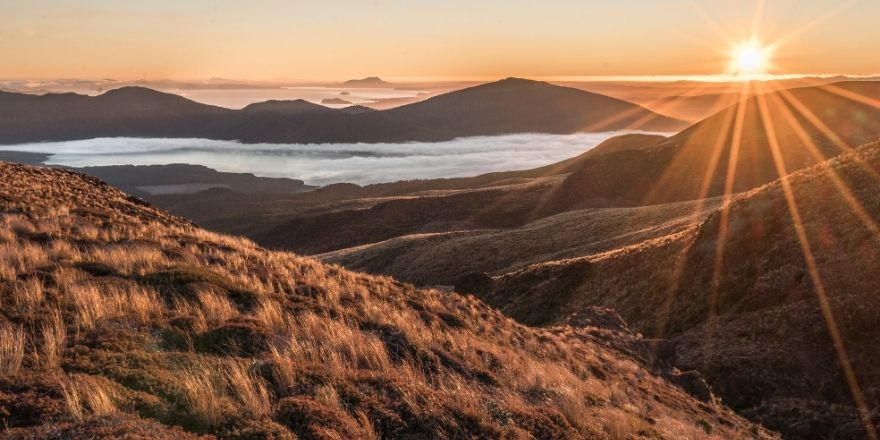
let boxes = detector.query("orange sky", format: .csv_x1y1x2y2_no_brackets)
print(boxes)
1,0,878,81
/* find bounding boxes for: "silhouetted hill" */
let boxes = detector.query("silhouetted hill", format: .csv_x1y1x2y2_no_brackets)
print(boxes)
543,81,880,213
0,161,773,438
0,78,687,144
251,178,558,254
137,82,878,255
379,78,687,136
0,87,231,143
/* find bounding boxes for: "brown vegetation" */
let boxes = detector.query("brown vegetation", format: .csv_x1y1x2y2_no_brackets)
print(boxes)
322,196,723,286
0,162,774,438
480,140,880,439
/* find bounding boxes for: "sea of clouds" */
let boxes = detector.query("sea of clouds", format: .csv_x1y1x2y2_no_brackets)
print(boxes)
2,132,664,186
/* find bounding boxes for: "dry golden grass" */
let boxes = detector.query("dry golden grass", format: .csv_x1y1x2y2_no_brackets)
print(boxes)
179,365,227,428
66,281,164,331
39,309,67,370
0,162,774,439
62,374,119,421
178,360,271,428
0,322,25,377
170,286,244,334
84,243,166,276
223,361,271,419
10,277,45,313
0,241,48,282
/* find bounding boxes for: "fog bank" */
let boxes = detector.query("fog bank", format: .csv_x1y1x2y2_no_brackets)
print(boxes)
2,132,663,186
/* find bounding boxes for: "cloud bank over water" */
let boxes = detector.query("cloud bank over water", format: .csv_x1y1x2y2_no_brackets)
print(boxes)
3,132,663,186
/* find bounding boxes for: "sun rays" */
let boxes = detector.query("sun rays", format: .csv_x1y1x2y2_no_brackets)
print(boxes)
658,76,880,439
638,3,880,437
754,84,878,440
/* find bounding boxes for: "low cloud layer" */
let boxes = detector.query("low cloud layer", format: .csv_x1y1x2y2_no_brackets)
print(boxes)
3,132,663,186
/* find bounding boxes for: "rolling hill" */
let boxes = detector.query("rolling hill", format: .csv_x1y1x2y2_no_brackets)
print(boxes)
543,81,880,213
372,78,686,137
0,87,231,144
169,82,880,258
474,140,880,439
0,78,686,145
0,161,774,438
320,196,724,286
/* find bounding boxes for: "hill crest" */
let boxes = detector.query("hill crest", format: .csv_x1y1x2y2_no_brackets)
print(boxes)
0,78,687,144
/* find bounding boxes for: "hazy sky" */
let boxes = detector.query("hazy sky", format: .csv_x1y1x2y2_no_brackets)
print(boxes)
2,0,878,81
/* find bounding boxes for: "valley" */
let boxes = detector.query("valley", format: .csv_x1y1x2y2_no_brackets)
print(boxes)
2,74,880,440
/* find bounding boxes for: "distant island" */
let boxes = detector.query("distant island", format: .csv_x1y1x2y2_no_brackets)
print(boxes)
341,76,393,88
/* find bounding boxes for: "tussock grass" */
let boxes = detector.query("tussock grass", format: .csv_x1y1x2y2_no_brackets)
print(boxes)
179,366,226,429
0,322,25,377
223,361,271,419
40,309,67,370
0,162,774,439
0,241,48,281
179,360,271,428
66,281,163,330
10,277,45,313
62,374,119,420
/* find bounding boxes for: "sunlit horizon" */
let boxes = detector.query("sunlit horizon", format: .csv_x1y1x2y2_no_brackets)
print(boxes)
3,0,879,82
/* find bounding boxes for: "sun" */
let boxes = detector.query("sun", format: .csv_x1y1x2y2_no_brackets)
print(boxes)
732,43,769,74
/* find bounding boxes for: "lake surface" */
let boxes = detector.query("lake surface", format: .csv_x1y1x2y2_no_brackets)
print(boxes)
1,131,661,186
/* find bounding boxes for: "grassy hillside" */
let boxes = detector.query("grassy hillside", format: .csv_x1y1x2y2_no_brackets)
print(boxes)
484,140,880,439
322,197,722,286
0,162,773,439
250,178,560,254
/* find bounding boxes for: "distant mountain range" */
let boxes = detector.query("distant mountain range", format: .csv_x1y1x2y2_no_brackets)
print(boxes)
0,78,686,145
